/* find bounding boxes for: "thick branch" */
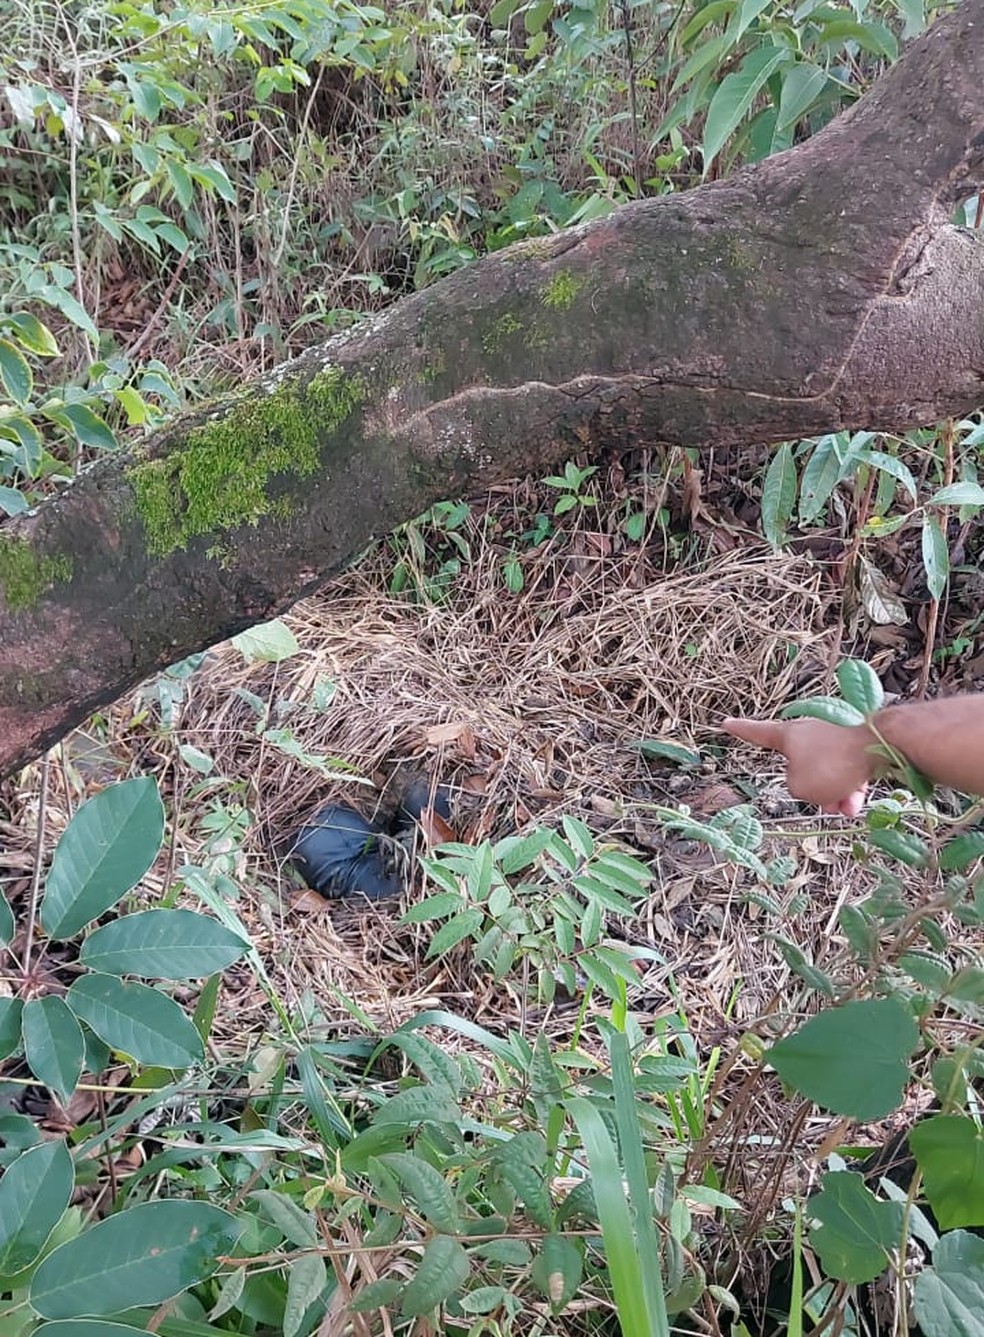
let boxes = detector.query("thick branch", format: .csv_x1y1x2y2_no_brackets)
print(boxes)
2,0,984,778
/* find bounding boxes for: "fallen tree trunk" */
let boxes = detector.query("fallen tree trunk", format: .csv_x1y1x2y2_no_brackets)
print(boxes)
2,0,984,779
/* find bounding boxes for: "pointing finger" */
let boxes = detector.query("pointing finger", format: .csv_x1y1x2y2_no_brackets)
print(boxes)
720,717,788,754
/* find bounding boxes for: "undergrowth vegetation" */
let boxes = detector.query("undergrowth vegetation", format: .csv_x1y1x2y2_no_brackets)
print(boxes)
2,1,984,1335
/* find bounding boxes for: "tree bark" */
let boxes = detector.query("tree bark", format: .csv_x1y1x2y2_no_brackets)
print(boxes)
2,0,984,779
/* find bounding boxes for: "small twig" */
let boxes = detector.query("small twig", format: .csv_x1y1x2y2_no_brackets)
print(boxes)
619,0,643,195
20,753,50,976
273,62,326,268
124,248,191,362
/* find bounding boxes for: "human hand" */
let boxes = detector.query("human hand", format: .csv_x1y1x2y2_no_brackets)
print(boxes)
721,716,876,817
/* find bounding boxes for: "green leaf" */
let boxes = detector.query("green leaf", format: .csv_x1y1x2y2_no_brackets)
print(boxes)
42,778,165,939
36,285,98,342
66,975,204,1068
231,619,300,663
112,387,149,426
864,449,917,500
913,1230,984,1337
910,1116,984,1229
567,1097,670,1337
867,828,928,868
530,1234,582,1312
80,909,248,979
349,1278,405,1312
776,60,828,130
769,998,918,1120
633,740,701,766
49,403,117,451
780,697,866,727
761,442,796,546
0,890,13,946
380,1154,460,1232
798,435,840,524
921,514,949,601
835,659,883,715
939,832,984,871
34,1324,153,1337
0,486,29,516
284,1252,326,1337
399,1235,469,1317
425,908,484,959
0,339,33,404
3,312,59,357
30,1200,242,1318
21,997,85,1103
0,998,23,1060
702,45,787,172
809,1171,903,1284
248,1190,319,1247
0,1141,74,1275
927,482,984,508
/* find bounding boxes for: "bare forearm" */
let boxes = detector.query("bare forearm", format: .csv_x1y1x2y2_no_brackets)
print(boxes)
872,695,984,797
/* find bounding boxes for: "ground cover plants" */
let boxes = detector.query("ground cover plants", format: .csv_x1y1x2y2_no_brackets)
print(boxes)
2,0,984,1334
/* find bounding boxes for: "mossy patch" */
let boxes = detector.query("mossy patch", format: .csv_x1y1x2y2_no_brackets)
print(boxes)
540,270,584,310
0,536,73,611
128,366,363,558
482,313,524,355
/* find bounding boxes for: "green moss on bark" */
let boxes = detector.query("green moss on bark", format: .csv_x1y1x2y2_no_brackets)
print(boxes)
128,366,364,557
541,271,585,310
0,536,73,611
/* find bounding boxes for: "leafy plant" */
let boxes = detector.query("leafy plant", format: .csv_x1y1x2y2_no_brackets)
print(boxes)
407,815,655,1004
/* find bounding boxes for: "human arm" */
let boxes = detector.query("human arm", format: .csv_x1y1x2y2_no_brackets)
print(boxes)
722,694,984,815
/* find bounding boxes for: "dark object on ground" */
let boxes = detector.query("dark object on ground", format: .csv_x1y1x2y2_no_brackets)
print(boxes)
289,803,402,901
392,774,453,832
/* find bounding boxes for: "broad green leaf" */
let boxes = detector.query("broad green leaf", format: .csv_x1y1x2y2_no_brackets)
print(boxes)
0,890,13,945
380,1154,459,1232
231,619,299,663
284,1252,326,1337
79,909,248,979
835,659,883,715
769,998,918,1120
249,1189,319,1248
2,312,59,357
913,1230,984,1337
49,403,116,451
798,435,840,523
36,286,99,342
0,1141,74,1275
0,339,33,404
35,1324,153,1337
0,998,23,1060
21,996,85,1102
864,449,917,499
633,740,701,766
66,975,203,1068
939,832,984,871
425,908,484,959
702,45,787,171
0,486,28,516
349,1278,404,1312
42,778,165,938
921,514,949,601
809,1171,903,1283
30,1200,242,1318
399,1235,469,1317
866,828,928,868
780,697,866,727
530,1234,582,1312
112,387,148,425
761,442,796,546
928,481,984,508
776,60,828,130
910,1116,984,1229
946,966,984,1004
401,892,463,924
